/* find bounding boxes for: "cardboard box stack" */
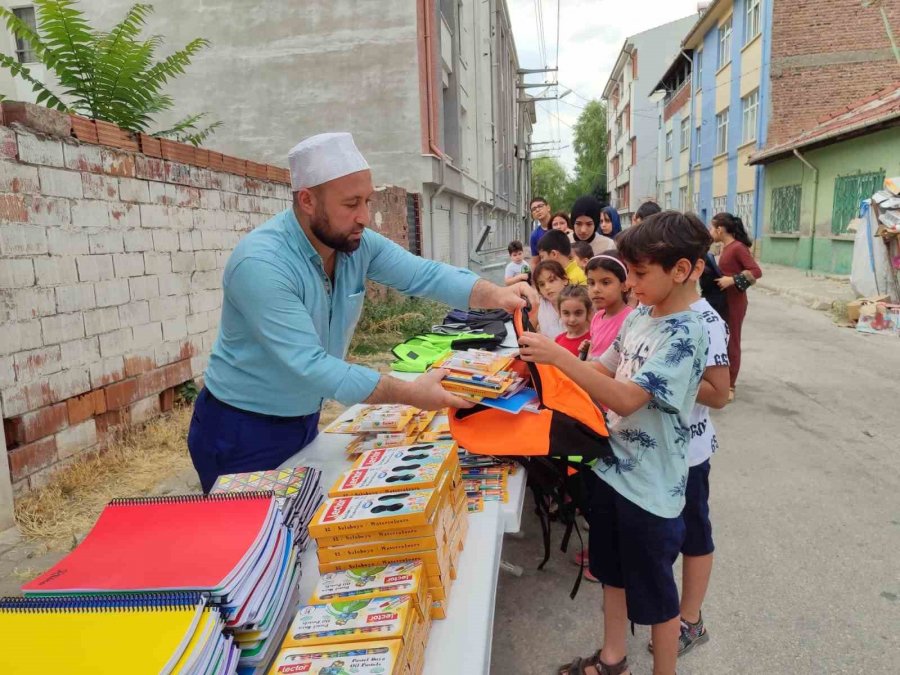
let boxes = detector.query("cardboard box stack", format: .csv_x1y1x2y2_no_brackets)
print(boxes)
268,442,468,675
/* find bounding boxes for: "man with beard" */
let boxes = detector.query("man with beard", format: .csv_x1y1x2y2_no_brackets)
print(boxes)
188,133,536,491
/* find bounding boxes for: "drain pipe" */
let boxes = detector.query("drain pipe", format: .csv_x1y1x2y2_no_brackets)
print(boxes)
793,148,818,272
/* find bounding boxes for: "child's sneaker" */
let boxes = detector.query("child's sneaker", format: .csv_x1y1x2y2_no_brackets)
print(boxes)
647,613,709,656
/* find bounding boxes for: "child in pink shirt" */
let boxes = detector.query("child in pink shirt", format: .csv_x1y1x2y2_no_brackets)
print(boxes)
587,253,633,358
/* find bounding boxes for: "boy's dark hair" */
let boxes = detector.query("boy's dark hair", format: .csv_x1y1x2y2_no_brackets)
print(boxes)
537,229,572,256
616,210,712,270
635,201,662,221
530,196,548,208
508,240,524,255
572,241,593,260
533,259,567,285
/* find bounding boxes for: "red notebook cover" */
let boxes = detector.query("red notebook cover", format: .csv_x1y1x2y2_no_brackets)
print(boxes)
22,493,275,594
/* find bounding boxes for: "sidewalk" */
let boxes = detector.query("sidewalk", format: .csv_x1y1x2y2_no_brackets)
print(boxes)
754,263,857,312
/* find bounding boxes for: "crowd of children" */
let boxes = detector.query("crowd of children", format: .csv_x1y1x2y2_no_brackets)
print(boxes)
503,197,761,675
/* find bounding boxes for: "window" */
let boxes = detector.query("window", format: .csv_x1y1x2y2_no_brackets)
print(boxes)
771,185,802,234
715,110,729,155
718,16,733,69
736,191,754,230
742,90,759,144
696,50,703,87
679,186,689,211
612,155,620,178
616,183,630,210
665,131,673,159
13,6,38,63
680,118,690,151
615,114,623,140
712,196,727,215
832,171,885,234
745,0,761,44
631,139,637,166
665,192,673,209
632,49,638,79
692,191,700,213
624,104,631,134
695,125,702,164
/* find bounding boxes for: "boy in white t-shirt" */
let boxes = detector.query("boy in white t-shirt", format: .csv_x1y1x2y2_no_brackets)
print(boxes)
650,280,731,658
504,240,530,286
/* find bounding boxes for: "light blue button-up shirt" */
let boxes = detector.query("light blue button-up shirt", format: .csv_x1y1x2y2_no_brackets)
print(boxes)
204,208,479,416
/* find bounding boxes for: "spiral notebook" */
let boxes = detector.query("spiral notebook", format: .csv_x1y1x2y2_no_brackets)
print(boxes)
0,592,238,675
22,493,277,599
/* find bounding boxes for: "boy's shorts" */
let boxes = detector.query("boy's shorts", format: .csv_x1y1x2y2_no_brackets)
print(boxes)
586,472,685,626
681,460,714,556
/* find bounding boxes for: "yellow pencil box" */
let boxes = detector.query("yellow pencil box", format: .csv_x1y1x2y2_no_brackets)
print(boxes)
309,560,428,620
309,488,441,538
282,594,416,649
268,639,402,675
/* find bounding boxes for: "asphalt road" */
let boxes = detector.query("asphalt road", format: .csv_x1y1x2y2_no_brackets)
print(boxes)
491,290,900,674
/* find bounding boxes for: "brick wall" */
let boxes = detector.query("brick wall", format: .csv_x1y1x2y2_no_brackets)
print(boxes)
0,103,292,496
767,0,900,147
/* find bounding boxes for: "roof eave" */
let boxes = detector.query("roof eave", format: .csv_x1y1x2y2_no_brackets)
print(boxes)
601,40,634,100
682,0,727,49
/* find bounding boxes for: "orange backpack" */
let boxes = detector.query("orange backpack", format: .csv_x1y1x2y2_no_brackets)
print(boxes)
448,308,613,597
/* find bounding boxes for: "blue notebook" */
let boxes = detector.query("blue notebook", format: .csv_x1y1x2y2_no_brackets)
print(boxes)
476,387,538,414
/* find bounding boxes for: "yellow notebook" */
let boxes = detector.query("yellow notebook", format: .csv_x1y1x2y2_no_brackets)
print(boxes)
0,592,227,675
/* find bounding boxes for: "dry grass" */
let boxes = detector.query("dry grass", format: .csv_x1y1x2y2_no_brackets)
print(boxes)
14,406,195,551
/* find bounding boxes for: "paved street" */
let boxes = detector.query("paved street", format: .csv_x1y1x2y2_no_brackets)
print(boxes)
491,290,900,674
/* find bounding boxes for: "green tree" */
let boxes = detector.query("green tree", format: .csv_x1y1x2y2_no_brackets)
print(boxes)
0,1,220,145
564,99,608,206
530,156,569,214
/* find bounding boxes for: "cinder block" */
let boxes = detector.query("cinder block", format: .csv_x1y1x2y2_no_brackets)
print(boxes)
193,250,217,271
173,185,201,208
94,278,130,307
16,132,64,167
40,313,84,346
81,173,119,201
186,312,210,335
112,252,144,277
191,269,222,290
199,189,221,210
129,275,159,301
172,251,196,273
0,258,35,288
83,306,120,337
148,181,168,205
34,255,78,286
118,177,150,203
0,355,12,388
89,355,125,388
100,148,135,177
88,231,124,255
4,402,68,445
123,228,153,252
189,290,221,314
169,206,193,230
158,272,189,296
55,283,97,313
131,322,163,350
76,254,115,282
98,327,133,358
47,229,89,256
143,251,171,275
118,300,150,328
59,337,100,371
129,394,161,425
7,436,57,483
162,316,188,341
179,231,194,251
38,167,83,198
108,202,141,229
151,229,179,252
47,367,91,402
134,155,166,181
1,379,54,417
149,294,188,322
0,125,18,160
0,320,43,356
26,196,70,227
0,224,48,256
138,203,168,228
11,287,56,319
72,199,111,228
0,161,40,193
191,209,219,232
56,418,98,459
63,143,103,172
12,345,62,382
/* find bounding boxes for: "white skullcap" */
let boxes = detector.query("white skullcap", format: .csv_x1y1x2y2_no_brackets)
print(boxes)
288,132,370,190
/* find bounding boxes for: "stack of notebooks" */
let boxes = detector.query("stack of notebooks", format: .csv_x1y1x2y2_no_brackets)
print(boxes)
433,349,534,405
270,563,433,675
212,466,323,553
306,441,468,622
458,450,518,513
324,404,440,459
19,493,299,675
0,592,238,674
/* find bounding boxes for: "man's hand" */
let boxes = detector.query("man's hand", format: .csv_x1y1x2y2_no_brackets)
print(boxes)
517,331,568,367
365,369,474,411
470,279,539,314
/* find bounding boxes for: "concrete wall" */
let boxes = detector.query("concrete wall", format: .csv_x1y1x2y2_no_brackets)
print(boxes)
760,127,900,275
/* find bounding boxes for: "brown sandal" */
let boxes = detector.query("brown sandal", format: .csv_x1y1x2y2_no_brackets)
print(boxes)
556,651,628,675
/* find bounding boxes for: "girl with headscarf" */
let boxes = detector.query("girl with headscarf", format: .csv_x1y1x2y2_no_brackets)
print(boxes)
599,205,622,239
570,196,616,256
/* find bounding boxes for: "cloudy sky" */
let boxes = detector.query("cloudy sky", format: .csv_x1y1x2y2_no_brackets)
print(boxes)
507,0,702,173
